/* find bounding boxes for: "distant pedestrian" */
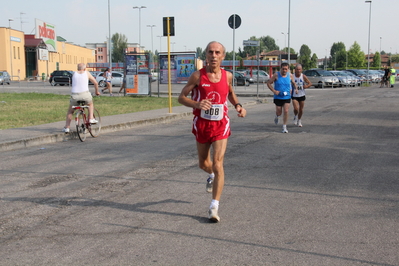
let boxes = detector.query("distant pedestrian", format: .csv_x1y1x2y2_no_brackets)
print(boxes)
390,67,396,88
102,68,113,96
292,64,312,127
267,62,297,133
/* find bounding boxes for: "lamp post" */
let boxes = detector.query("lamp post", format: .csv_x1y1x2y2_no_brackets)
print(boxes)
157,35,164,52
108,0,112,70
147,25,156,71
133,6,146,52
8,19,14,80
380,37,382,69
365,0,372,81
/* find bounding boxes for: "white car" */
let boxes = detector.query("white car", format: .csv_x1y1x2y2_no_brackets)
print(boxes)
95,72,124,87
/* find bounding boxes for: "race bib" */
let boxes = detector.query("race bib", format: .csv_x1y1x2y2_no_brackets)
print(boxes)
200,104,224,121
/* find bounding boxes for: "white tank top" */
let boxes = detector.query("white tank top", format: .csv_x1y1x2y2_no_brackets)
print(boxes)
71,71,89,93
293,73,306,97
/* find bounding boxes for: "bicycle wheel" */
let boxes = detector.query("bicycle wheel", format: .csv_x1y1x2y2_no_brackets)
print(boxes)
75,111,87,142
88,108,101,138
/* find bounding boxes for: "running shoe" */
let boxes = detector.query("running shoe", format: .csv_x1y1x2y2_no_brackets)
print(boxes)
208,207,220,223
89,119,98,124
62,127,70,133
206,177,213,193
274,116,279,125
297,120,303,127
293,116,298,125
282,126,288,133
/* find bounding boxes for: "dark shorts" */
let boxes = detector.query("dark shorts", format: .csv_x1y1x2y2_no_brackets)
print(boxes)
292,96,306,102
273,98,291,106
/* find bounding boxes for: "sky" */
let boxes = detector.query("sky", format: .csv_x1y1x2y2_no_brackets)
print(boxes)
3,0,399,59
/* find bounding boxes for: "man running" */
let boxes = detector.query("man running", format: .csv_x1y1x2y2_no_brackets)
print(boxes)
178,41,246,223
292,64,312,127
62,63,100,133
267,62,297,133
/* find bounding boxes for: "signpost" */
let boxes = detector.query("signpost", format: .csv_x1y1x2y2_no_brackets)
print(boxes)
228,14,241,87
243,39,260,98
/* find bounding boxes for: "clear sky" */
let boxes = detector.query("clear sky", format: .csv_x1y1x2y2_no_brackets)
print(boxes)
3,0,399,59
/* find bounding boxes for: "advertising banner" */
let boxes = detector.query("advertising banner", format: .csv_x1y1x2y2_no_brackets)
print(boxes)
35,19,57,52
124,53,150,95
159,53,196,84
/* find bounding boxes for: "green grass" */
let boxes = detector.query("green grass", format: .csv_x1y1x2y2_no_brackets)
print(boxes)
0,93,182,130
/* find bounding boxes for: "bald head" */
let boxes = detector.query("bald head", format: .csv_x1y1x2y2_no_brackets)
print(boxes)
77,63,86,71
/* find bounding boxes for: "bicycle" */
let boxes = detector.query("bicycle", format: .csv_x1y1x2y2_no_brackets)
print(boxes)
72,101,101,142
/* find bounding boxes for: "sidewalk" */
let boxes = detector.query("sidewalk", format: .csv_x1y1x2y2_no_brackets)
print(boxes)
0,97,268,152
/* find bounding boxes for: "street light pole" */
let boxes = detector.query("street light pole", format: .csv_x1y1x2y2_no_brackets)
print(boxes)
365,0,372,82
108,0,112,70
8,19,14,80
380,37,382,69
147,25,156,71
133,6,146,52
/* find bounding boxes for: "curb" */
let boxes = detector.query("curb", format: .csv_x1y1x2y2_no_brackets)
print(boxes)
0,100,267,152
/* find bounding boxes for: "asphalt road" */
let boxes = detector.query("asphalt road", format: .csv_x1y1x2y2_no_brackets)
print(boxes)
0,85,398,265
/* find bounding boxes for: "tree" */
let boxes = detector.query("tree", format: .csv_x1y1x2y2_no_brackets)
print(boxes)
311,53,318,69
260,36,279,52
390,54,399,63
196,47,205,60
111,33,128,63
298,44,312,70
347,41,365,68
372,52,381,68
330,42,346,69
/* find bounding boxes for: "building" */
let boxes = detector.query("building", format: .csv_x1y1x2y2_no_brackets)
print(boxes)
0,25,96,81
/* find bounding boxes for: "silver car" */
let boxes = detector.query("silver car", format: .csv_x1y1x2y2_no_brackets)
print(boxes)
0,71,11,85
330,71,356,87
302,69,339,88
243,70,270,83
95,71,124,87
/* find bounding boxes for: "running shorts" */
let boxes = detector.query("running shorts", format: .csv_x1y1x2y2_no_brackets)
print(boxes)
192,116,231,144
292,96,306,102
273,98,291,106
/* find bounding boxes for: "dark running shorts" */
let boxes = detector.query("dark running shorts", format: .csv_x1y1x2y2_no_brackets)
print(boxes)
273,98,291,106
292,96,306,102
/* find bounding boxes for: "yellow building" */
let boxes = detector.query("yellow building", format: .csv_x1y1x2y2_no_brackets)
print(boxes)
0,27,95,80
0,27,26,81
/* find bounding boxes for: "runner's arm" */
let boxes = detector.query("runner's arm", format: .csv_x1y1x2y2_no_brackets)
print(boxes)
267,73,279,95
303,74,312,89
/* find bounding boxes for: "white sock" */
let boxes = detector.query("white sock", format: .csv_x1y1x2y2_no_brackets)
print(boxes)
209,173,215,180
210,199,219,210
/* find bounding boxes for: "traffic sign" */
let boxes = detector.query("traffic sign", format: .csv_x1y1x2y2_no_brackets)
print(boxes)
243,40,259,46
228,14,241,29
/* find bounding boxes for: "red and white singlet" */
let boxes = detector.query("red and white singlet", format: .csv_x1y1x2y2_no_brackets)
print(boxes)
191,68,231,143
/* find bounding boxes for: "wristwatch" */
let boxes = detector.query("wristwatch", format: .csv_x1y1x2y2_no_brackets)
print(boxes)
234,103,242,108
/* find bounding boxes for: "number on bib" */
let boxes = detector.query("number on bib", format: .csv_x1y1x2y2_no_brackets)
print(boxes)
200,104,224,121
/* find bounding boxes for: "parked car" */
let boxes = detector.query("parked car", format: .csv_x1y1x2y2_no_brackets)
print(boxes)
368,70,382,83
242,69,270,83
345,69,372,83
302,69,339,88
95,71,124,87
341,71,363,86
89,71,101,85
330,71,356,87
0,71,11,85
225,69,250,86
49,70,74,86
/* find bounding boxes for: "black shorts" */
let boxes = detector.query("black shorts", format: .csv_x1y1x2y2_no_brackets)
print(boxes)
273,99,291,106
292,96,306,102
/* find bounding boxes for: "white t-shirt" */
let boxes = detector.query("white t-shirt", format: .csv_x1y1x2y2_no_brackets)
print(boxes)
71,71,89,94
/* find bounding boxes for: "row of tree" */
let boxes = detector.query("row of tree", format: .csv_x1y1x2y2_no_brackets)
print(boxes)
110,33,399,70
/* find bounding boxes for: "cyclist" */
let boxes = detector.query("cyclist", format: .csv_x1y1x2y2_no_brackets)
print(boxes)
62,63,100,133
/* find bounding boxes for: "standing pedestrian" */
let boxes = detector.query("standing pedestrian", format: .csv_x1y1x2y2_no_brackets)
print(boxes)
292,64,312,127
267,62,297,133
390,66,396,88
178,41,246,222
